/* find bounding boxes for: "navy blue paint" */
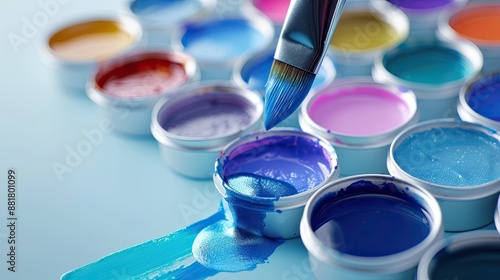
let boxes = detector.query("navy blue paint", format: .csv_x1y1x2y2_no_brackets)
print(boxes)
311,180,431,257
466,73,500,121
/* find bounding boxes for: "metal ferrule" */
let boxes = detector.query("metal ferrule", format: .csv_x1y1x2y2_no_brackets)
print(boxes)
274,0,346,74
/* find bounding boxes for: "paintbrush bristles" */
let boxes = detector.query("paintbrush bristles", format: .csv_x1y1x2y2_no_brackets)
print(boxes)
264,60,315,130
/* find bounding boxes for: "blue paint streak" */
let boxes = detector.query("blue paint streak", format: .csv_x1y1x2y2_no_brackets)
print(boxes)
130,0,202,25
158,262,218,279
394,127,500,186
312,180,431,257
383,43,473,85
466,73,500,121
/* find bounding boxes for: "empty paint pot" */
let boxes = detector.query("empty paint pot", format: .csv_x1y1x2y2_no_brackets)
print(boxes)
388,119,500,231
299,77,418,176
417,230,500,280
214,129,339,239
300,175,443,280
41,15,143,91
373,37,482,121
458,72,500,131
87,50,198,135
151,81,263,179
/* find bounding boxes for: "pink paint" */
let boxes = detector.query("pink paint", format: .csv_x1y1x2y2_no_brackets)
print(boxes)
253,0,290,23
308,86,411,136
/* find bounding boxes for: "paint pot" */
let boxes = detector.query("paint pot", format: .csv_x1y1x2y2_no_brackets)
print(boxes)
214,129,340,239
233,44,336,128
373,38,482,121
151,81,263,179
126,0,216,47
438,3,500,74
171,16,274,80
496,195,500,235
42,15,143,91
299,77,418,176
458,71,500,131
374,0,467,37
327,5,408,77
87,50,198,135
417,230,500,280
388,119,500,231
244,0,290,34
300,175,443,280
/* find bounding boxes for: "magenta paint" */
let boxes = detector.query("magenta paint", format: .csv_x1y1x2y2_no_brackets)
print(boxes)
252,0,290,24
308,84,413,136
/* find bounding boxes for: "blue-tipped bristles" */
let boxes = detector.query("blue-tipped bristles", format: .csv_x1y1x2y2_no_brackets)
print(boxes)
264,60,315,130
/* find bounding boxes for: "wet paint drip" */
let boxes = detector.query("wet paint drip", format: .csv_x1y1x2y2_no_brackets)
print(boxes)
225,173,298,198
222,135,333,194
49,20,135,61
161,94,254,138
430,245,500,279
466,74,500,121
62,206,284,278
329,11,401,52
388,0,453,10
182,18,269,62
96,58,188,98
394,127,500,186
449,6,500,43
311,180,431,257
130,0,203,26
383,44,473,85
253,0,290,23
308,86,411,136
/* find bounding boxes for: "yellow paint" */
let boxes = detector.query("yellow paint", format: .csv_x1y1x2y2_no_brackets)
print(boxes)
330,11,401,52
49,20,135,61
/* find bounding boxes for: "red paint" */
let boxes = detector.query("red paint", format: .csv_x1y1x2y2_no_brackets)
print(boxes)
95,52,190,98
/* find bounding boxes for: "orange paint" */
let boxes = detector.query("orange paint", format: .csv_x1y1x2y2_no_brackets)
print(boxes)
449,5,500,44
49,20,136,61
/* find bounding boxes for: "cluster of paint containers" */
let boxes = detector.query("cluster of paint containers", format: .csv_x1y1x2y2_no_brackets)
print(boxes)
40,0,500,279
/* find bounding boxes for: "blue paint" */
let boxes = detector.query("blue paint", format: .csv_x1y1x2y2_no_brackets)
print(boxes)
311,180,431,257
226,173,298,198
182,18,269,62
130,0,203,25
383,43,473,85
430,245,500,279
241,50,331,93
394,127,500,186
466,74,500,121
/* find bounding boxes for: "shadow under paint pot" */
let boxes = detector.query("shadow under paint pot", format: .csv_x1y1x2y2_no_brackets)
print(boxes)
151,81,263,179
388,119,500,231
300,175,443,280
87,50,198,136
299,77,418,176
416,230,500,280
372,37,483,121
214,129,340,239
41,15,144,92
458,72,500,131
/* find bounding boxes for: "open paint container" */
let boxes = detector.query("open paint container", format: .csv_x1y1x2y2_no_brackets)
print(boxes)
126,0,216,47
42,15,143,91
233,44,336,128
151,81,263,179
299,77,418,176
87,50,198,135
327,3,408,77
214,129,340,239
457,72,500,131
374,0,467,37
388,119,500,231
438,2,500,74
417,230,500,280
300,175,443,280
373,37,482,121
171,15,274,80
245,0,290,34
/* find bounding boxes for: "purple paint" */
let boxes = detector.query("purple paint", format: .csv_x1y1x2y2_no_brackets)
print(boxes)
388,0,454,10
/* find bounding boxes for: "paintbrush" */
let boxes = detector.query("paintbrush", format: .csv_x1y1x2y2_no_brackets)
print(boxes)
264,0,346,130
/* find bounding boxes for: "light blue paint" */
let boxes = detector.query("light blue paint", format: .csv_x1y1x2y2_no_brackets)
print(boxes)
182,19,269,62
383,43,473,85
394,127,500,186
130,0,203,26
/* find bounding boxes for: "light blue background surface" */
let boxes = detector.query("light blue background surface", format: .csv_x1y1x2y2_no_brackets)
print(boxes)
0,1,496,280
